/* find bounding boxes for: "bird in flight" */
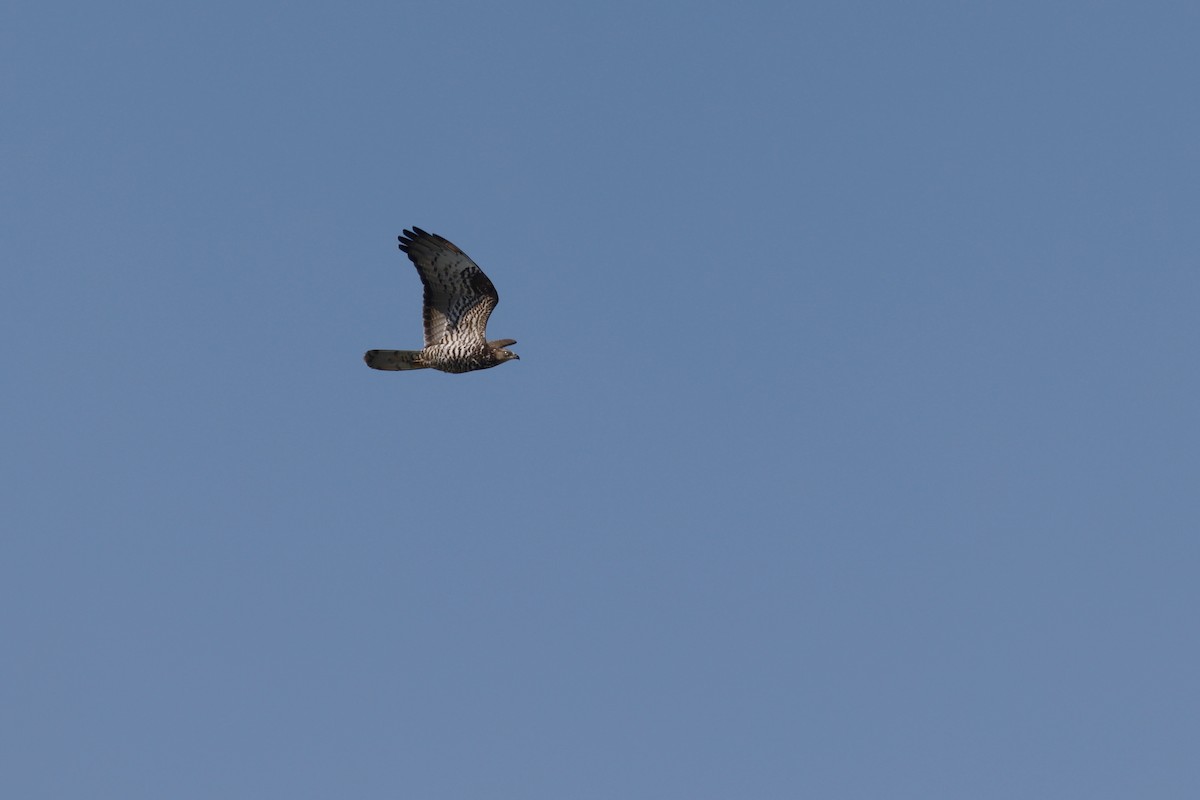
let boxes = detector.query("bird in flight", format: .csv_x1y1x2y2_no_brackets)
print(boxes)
364,227,520,374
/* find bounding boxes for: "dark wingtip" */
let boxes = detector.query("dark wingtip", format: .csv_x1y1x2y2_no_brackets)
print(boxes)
398,226,431,254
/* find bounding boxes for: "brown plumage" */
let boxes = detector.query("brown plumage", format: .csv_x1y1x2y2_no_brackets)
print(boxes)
364,227,520,374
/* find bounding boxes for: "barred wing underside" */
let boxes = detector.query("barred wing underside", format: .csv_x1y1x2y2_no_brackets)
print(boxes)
398,227,500,348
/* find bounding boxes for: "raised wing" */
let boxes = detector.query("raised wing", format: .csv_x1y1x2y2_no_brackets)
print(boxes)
399,227,499,348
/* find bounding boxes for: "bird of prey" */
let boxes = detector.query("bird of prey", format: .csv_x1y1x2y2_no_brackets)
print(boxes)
364,227,520,374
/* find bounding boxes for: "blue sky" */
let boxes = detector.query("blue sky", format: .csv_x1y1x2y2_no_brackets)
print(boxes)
4,1,1199,797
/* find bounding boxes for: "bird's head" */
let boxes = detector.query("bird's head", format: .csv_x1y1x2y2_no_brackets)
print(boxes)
489,339,519,364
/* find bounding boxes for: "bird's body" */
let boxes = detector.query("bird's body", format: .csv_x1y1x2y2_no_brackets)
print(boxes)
364,227,519,374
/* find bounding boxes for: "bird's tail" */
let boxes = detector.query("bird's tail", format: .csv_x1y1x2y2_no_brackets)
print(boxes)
364,349,429,371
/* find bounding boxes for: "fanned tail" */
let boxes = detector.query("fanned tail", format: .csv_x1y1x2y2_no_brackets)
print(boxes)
364,349,428,371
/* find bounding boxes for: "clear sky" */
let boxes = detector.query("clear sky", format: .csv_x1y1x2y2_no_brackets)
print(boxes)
4,1,1199,797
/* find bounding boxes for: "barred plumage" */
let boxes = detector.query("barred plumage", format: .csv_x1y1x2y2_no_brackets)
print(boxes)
364,227,520,374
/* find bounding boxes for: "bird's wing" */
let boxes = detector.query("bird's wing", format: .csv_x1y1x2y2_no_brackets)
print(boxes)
398,227,499,348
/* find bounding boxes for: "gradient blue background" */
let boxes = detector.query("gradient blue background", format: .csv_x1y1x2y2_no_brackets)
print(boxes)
4,1,1199,797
